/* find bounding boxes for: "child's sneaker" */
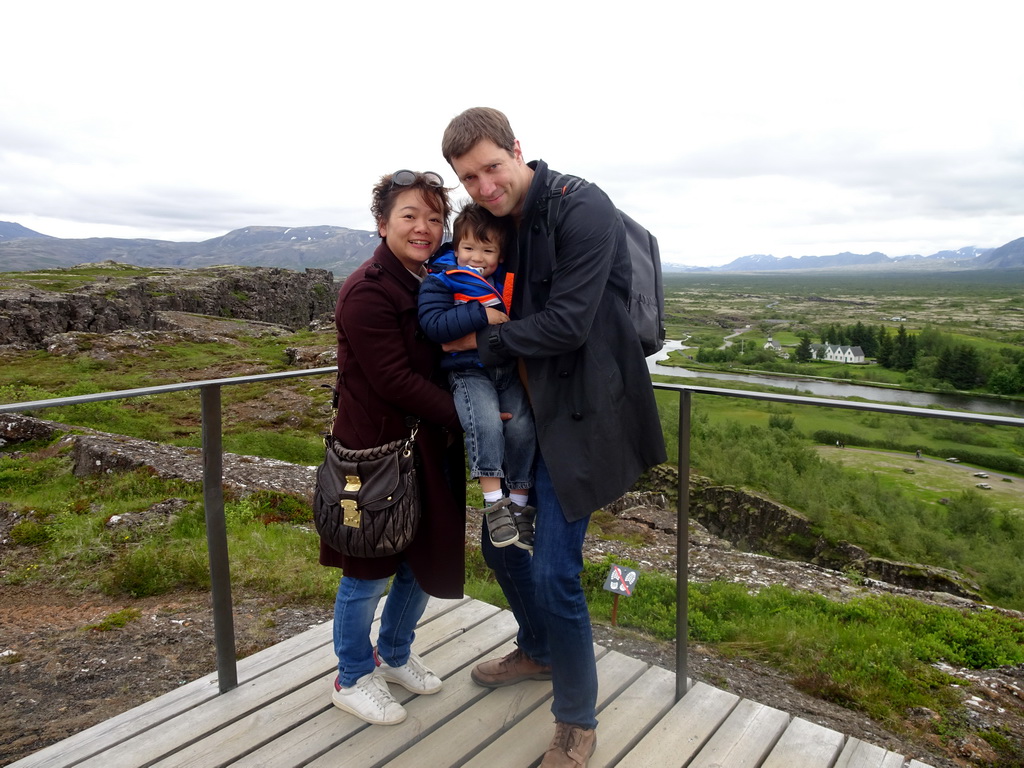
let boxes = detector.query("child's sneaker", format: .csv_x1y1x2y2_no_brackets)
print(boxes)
332,672,407,725
509,502,536,552
483,497,519,548
374,647,442,694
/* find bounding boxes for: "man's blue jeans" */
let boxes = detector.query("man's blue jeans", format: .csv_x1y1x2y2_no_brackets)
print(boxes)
333,560,429,687
480,455,598,729
451,363,536,490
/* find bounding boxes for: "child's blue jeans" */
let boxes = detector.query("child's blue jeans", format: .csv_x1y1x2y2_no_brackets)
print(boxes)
450,362,536,490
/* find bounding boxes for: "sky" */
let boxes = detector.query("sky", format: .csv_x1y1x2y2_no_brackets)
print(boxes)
2,1,1022,268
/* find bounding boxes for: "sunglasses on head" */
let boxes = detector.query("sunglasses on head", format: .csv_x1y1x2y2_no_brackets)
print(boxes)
390,169,444,190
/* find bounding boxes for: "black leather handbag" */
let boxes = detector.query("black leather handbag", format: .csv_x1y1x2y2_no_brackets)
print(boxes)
313,423,420,558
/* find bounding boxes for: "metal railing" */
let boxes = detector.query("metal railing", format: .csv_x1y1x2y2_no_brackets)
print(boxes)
1,367,338,692
3,371,1023,699
652,382,1024,701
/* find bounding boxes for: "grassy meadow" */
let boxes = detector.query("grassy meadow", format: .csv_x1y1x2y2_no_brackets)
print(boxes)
662,270,1024,397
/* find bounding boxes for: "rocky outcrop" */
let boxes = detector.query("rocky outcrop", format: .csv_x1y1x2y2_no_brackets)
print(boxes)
686,476,983,600
0,414,316,498
0,263,338,349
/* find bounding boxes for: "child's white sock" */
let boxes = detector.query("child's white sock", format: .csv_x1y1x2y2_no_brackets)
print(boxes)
483,489,504,505
509,491,529,507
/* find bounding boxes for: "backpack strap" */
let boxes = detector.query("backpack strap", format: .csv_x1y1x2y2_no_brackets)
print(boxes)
543,174,587,239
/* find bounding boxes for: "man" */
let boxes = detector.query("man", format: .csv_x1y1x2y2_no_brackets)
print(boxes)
441,107,667,767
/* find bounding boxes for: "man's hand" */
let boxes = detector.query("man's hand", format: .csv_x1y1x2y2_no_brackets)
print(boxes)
442,332,478,353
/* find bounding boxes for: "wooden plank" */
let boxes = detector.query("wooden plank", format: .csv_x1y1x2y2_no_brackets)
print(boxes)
305,653,509,767
588,665,677,768
8,594,385,768
77,641,339,768
10,621,333,768
459,648,644,768
380,671,554,766
235,609,518,767
149,597,501,768
34,596,462,768
834,738,908,768
878,754,909,768
687,698,791,768
615,681,739,768
761,717,845,768
8,598,935,768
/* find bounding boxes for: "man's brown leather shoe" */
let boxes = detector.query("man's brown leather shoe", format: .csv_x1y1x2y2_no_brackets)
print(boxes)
470,646,552,688
540,721,596,767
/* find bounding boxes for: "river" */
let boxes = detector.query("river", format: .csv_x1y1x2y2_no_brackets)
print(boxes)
647,341,1024,418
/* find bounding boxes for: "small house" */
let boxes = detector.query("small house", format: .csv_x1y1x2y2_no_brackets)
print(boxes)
809,343,865,364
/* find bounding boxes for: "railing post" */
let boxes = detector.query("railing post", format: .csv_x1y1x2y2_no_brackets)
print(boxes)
675,389,692,700
201,384,238,692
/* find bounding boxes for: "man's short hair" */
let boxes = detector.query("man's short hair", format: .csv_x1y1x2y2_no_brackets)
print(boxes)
453,202,512,252
442,107,516,164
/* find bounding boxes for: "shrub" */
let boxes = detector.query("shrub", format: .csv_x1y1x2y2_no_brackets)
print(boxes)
768,413,796,431
103,544,210,597
10,519,52,546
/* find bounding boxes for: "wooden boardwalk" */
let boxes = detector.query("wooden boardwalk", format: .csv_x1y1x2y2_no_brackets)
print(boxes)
11,596,934,768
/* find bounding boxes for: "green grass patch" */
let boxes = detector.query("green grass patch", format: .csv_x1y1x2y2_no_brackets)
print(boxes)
682,416,1024,609
1,265,160,292
576,562,1024,730
82,608,142,631
10,519,53,546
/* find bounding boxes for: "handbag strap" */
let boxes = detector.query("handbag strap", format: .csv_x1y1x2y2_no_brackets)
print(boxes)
327,420,419,462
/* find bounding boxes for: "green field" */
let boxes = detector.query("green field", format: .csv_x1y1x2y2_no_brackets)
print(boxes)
662,270,1024,395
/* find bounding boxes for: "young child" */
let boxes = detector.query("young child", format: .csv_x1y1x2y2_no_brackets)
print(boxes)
418,203,536,551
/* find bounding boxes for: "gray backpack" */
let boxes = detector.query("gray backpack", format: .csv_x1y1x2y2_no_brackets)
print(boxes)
545,173,666,357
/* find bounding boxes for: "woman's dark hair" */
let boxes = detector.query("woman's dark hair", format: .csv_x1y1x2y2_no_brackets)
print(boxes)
371,172,452,239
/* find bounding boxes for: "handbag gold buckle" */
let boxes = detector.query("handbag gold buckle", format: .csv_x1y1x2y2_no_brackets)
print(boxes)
343,475,361,527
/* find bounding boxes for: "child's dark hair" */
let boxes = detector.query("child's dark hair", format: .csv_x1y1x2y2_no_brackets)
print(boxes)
452,202,513,255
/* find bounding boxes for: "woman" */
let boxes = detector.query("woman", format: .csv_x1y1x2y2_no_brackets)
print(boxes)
321,170,465,726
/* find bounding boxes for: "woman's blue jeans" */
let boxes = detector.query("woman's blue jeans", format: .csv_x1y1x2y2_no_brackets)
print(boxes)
333,560,429,687
480,455,598,729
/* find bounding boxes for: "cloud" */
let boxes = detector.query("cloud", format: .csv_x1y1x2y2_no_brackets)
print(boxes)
1,0,1023,265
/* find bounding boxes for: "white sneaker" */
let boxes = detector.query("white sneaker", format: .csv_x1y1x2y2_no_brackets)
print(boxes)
375,647,442,694
332,672,407,725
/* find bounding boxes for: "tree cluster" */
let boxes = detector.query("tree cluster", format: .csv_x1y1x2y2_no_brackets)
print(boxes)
816,322,1024,394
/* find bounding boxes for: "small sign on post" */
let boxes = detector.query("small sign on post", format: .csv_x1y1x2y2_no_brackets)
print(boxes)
603,564,638,626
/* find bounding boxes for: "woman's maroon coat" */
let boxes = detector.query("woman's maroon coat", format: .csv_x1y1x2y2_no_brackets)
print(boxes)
318,243,466,598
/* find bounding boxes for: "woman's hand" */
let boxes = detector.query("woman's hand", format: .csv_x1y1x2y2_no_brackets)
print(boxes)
485,307,509,325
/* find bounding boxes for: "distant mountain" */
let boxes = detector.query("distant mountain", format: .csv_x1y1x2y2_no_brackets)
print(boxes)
896,246,990,263
0,222,51,241
720,251,892,272
667,242,1020,272
976,237,1024,269
3,221,1023,275
0,225,379,275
